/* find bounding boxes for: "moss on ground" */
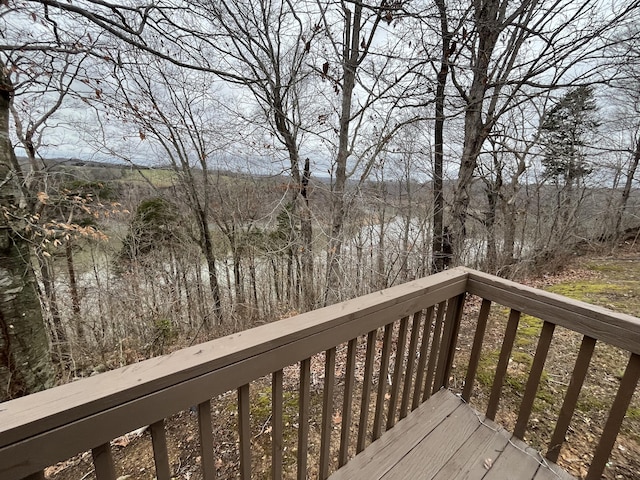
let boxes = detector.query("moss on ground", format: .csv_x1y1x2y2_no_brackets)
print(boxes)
515,315,543,348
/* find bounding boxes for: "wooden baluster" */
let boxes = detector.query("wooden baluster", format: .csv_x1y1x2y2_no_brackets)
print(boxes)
197,400,216,480
357,330,377,453
238,384,251,480
320,348,336,479
462,299,492,401
272,369,284,480
423,301,446,400
412,306,435,409
387,316,410,430
586,353,640,480
297,358,311,480
546,335,596,463
150,419,171,480
339,338,358,467
92,442,117,480
434,293,466,391
400,310,423,419
373,323,394,440
514,321,555,439
486,309,521,420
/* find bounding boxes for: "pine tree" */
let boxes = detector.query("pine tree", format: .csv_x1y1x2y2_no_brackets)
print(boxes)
540,86,598,187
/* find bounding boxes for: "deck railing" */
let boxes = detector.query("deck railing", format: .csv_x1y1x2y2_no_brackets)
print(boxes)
1,268,639,480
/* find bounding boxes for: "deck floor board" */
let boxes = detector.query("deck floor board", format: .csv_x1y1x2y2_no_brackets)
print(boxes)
432,417,510,480
328,390,461,480
381,399,480,480
329,389,575,480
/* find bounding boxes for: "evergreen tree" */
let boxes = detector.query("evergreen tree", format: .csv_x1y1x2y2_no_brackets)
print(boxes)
540,86,598,187
119,197,183,267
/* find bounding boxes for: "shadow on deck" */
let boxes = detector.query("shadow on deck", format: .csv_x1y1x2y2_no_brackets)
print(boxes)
1,268,639,480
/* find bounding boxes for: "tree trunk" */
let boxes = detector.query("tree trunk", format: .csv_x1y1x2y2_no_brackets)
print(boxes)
0,65,54,400
432,0,451,273
325,3,361,304
37,251,68,367
451,0,511,262
615,138,640,238
377,209,387,291
65,241,83,341
299,157,314,310
484,184,499,272
272,91,314,312
198,208,222,326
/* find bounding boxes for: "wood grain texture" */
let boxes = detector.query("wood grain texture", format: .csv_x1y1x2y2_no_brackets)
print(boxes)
380,397,480,480
424,302,446,399
91,443,116,480
546,335,596,463
514,321,555,439
339,339,357,467
328,390,462,480
373,323,394,440
0,273,467,480
464,269,640,354
533,460,577,480
462,298,492,402
320,348,337,479
586,353,640,480
400,311,422,419
197,400,216,480
357,330,377,454
387,316,410,430
434,293,465,390
4,267,630,480
1,269,468,451
272,370,284,480
150,419,171,480
431,418,509,480
483,437,541,479
486,309,521,420
329,389,576,480
412,306,434,409
297,358,311,480
238,384,251,480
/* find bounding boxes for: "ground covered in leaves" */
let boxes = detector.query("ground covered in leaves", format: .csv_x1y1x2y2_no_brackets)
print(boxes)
47,245,640,480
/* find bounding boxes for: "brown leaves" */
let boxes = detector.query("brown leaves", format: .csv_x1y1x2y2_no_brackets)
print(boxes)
37,191,49,204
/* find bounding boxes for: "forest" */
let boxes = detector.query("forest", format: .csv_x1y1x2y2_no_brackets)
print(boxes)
1,0,640,401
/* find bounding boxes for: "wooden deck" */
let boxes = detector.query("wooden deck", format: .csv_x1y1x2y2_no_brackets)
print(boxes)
330,389,575,480
2,268,638,480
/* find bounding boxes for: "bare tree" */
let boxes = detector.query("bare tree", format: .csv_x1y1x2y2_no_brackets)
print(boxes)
447,0,640,262
319,0,431,303
178,0,320,311
0,3,100,397
101,57,230,326
0,62,56,399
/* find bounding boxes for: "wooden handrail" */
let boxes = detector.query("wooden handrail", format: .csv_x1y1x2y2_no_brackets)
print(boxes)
0,269,468,480
464,268,640,354
2,267,639,480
